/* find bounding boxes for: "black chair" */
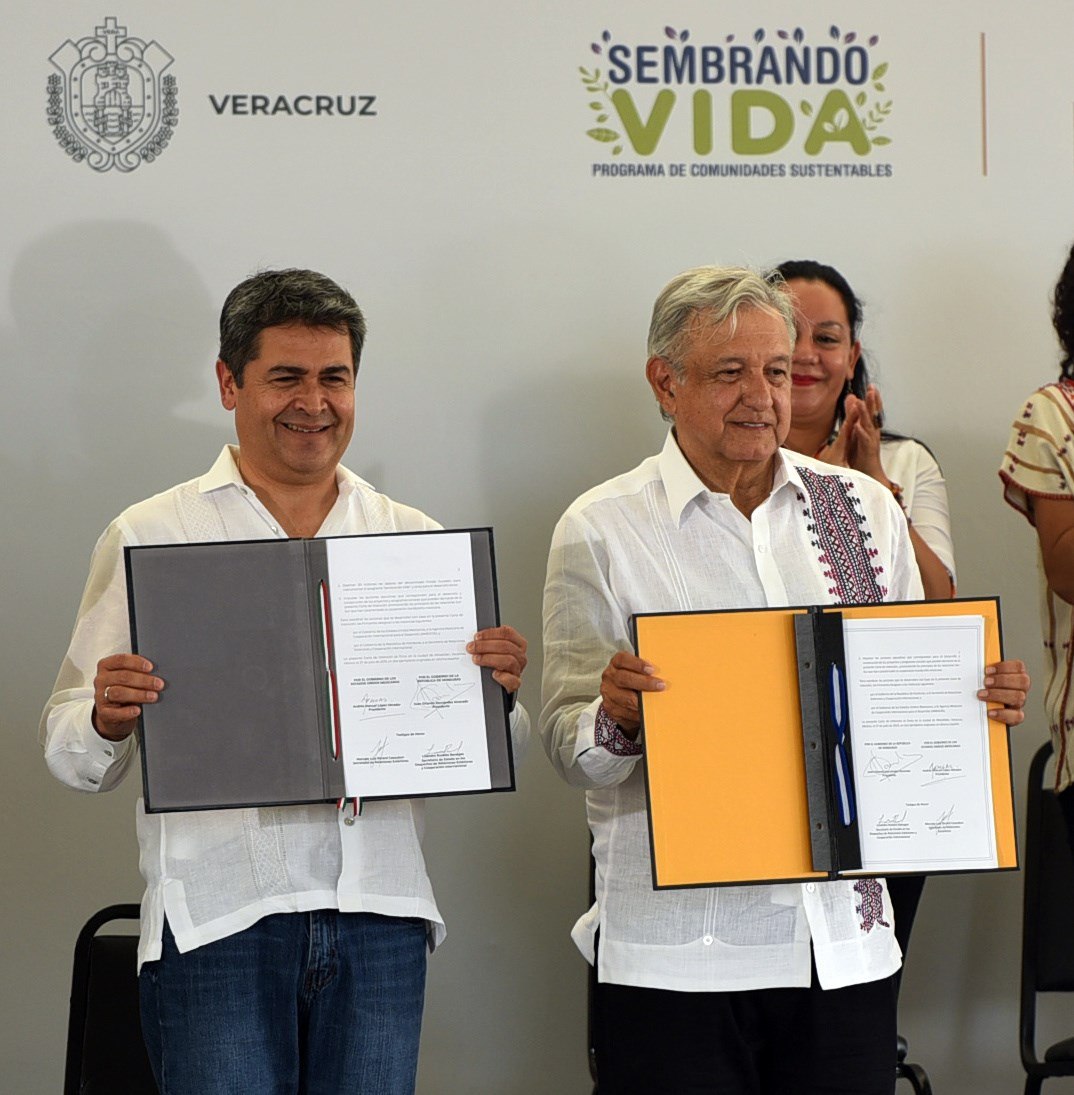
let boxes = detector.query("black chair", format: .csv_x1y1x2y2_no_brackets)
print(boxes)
1021,741,1074,1094
64,903,158,1095
896,1033,933,1093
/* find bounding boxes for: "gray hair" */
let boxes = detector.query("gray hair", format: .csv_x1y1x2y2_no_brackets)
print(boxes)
218,268,367,385
647,265,796,374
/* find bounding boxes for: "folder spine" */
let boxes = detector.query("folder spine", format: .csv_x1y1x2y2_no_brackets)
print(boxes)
794,611,835,873
795,609,863,876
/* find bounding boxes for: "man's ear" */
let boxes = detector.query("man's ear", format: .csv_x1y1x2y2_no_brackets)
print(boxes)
216,359,238,410
646,355,677,418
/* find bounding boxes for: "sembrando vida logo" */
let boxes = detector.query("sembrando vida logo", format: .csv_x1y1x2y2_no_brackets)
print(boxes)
47,16,178,172
580,24,892,175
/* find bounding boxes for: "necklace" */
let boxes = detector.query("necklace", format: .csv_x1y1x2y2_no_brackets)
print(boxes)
813,429,838,458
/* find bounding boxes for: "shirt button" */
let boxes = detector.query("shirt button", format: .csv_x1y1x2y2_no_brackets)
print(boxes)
806,883,816,893
703,934,713,945
87,778,99,786
756,543,767,554
270,526,279,534
344,816,355,826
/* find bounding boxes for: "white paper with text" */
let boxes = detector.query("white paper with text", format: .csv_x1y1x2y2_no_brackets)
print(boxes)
843,614,996,873
326,533,492,798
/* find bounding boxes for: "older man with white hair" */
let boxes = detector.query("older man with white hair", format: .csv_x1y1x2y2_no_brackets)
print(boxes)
540,265,1027,1094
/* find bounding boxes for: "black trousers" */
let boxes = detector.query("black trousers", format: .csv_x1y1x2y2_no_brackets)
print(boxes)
885,874,926,993
593,971,897,1095
1057,783,1074,855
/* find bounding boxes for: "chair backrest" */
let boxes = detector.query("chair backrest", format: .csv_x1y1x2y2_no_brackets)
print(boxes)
64,904,158,1095
1021,742,1074,1068
1024,743,1074,991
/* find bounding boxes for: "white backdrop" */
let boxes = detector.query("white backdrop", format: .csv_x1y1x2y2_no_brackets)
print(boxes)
3,2,1073,1091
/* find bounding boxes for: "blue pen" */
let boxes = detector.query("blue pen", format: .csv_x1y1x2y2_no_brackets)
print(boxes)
829,662,855,826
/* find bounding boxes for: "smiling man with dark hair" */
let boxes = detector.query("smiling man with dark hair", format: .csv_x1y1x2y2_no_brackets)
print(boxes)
42,268,529,1095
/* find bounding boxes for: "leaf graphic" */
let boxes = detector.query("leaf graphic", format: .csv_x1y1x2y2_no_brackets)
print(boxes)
597,114,608,123
602,29,611,42
590,102,602,109
681,29,690,42
800,101,814,116
869,35,879,46
794,27,804,43
613,146,622,156
754,28,765,42
588,127,620,143
778,29,789,40
844,32,857,44
665,25,677,39
856,92,867,106
725,34,735,42
830,25,840,39
872,63,888,79
578,66,590,76
874,82,885,92
591,44,602,54
872,136,891,146
832,108,850,130
823,122,837,134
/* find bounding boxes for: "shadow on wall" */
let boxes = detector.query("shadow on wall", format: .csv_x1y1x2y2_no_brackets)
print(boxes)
0,222,231,1091
2,220,227,724
2,220,223,500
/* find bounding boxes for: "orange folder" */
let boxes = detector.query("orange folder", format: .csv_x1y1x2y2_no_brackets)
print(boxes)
633,599,1016,889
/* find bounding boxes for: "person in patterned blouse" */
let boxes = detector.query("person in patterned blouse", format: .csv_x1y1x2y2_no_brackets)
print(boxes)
1001,241,1074,845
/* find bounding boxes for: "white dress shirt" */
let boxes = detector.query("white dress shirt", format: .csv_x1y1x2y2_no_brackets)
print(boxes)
42,446,529,968
540,432,922,992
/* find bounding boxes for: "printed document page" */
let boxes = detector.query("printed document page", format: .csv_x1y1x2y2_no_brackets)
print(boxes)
842,614,996,873
326,532,492,797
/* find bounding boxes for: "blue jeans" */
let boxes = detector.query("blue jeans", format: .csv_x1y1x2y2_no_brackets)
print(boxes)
139,910,427,1095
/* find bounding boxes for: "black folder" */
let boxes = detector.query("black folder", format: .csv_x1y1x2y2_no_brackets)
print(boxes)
125,528,513,812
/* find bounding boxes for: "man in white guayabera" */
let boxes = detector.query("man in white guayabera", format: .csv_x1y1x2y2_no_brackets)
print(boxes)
539,264,1027,1095
42,268,529,1095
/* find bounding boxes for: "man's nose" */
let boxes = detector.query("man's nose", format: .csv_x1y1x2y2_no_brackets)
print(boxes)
291,380,327,413
740,370,774,408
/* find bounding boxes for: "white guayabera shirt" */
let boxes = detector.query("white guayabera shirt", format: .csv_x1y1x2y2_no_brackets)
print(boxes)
42,446,529,969
540,432,921,992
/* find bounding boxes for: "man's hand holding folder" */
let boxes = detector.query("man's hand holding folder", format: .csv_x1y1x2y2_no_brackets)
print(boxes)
600,651,666,739
978,660,1031,724
93,653,163,742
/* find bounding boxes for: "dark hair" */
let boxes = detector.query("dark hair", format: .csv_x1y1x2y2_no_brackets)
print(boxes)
1054,244,1074,379
768,259,869,425
218,268,367,386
